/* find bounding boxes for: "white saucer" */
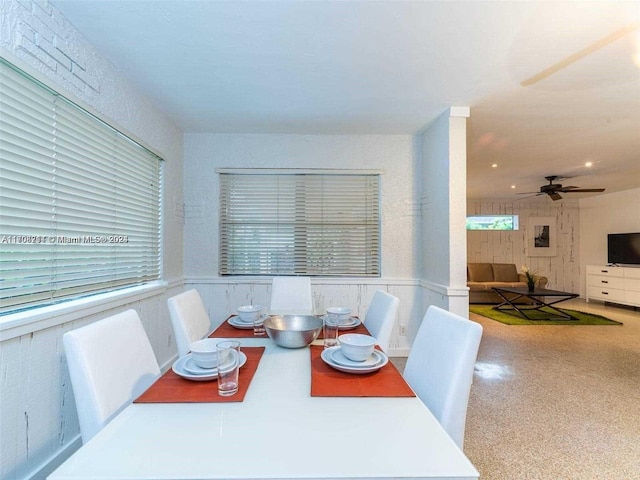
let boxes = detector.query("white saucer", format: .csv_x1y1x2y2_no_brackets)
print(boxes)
338,316,361,330
330,347,383,368
228,314,269,329
172,352,247,381
321,346,388,374
319,315,361,330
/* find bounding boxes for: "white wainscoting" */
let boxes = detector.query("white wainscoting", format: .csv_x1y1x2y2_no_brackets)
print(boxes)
185,277,424,357
0,280,185,480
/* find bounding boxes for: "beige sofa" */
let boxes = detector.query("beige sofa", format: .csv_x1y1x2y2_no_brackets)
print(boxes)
467,263,548,304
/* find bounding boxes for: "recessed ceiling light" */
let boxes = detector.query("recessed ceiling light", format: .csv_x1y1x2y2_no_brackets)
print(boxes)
585,161,593,167
511,185,516,189
491,163,498,168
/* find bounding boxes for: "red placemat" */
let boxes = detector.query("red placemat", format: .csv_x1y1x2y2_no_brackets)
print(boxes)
210,316,262,338
309,345,415,397
134,347,265,403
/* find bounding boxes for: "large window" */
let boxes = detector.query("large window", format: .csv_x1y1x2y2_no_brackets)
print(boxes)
0,58,162,315
219,170,380,276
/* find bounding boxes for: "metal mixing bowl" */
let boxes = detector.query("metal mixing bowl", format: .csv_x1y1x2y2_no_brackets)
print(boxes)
263,315,323,348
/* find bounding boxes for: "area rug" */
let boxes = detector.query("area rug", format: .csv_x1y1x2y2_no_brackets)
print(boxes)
469,305,622,326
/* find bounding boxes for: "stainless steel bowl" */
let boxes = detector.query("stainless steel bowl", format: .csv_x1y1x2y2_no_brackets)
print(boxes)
263,315,323,348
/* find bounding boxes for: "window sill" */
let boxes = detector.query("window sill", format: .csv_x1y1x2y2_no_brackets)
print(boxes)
0,281,170,341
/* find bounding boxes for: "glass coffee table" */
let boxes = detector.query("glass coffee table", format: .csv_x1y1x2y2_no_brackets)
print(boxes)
491,286,579,320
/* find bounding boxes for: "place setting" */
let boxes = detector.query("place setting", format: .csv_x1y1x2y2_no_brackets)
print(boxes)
318,306,362,331
310,330,414,397
210,304,271,337
136,338,265,403
171,338,247,382
320,333,388,374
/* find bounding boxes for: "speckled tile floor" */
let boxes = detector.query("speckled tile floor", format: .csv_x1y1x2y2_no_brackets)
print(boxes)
392,299,640,480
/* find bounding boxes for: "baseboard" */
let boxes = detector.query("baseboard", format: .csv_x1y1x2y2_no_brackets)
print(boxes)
25,435,82,480
388,347,410,357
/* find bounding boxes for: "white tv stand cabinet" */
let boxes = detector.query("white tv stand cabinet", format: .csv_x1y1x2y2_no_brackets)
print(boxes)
586,265,640,308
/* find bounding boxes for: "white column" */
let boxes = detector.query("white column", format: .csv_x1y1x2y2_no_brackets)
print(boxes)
419,107,470,318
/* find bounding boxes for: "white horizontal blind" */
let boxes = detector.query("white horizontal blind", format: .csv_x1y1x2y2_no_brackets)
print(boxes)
219,172,380,276
0,58,162,314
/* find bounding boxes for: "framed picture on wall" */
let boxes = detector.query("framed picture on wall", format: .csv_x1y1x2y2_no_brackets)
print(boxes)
526,216,557,257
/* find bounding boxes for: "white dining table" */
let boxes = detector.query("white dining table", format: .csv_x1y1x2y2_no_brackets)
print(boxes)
48,336,479,480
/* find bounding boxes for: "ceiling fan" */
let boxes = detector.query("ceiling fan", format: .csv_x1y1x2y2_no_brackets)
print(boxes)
518,175,605,201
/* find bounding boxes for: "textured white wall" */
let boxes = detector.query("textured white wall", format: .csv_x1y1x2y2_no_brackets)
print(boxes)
183,133,422,354
0,2,185,479
184,133,420,278
467,199,581,293
579,188,640,296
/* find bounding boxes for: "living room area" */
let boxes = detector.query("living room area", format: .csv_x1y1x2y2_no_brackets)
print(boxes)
461,187,640,478
467,188,640,309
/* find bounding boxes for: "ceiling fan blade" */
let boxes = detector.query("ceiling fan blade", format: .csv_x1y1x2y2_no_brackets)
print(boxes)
561,188,606,193
516,191,542,195
549,192,562,201
558,186,579,190
521,22,640,86
515,194,542,201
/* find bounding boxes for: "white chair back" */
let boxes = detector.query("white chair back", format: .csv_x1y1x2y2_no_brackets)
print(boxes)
63,309,160,443
270,276,313,313
168,289,212,357
403,305,482,449
363,290,399,353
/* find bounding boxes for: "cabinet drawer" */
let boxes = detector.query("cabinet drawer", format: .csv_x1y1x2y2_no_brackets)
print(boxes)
587,285,626,302
586,266,623,278
587,275,625,289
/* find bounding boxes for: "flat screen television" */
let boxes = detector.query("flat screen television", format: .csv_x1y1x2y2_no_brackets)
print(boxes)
607,233,640,265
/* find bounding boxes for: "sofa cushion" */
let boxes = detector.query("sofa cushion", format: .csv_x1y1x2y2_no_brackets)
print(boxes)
492,263,519,282
484,282,526,289
467,282,489,292
467,263,494,282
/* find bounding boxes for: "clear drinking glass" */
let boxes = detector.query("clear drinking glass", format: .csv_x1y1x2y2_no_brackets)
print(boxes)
217,340,241,396
253,313,266,336
323,315,340,349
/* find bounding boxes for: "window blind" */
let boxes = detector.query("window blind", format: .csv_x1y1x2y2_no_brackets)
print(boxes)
219,172,380,276
0,58,162,315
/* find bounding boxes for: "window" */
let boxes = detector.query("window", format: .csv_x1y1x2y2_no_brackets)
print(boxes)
0,58,162,315
219,170,380,276
466,215,519,231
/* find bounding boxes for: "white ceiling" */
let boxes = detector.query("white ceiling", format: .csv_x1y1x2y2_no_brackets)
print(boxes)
51,0,640,201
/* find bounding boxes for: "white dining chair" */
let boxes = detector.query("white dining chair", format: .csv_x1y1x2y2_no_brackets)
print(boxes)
403,305,483,450
63,309,160,443
167,288,213,357
363,290,399,353
270,276,313,314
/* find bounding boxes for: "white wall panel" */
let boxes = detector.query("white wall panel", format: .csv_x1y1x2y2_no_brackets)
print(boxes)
467,199,581,293
183,133,419,279
0,2,185,479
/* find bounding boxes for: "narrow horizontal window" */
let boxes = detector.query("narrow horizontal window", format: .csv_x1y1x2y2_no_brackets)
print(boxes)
466,215,519,231
219,171,380,276
0,58,163,315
